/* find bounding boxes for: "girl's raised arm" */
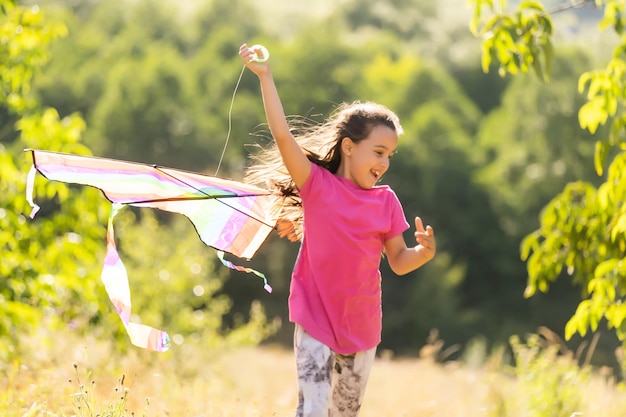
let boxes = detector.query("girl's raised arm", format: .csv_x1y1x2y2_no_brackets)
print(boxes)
239,44,311,189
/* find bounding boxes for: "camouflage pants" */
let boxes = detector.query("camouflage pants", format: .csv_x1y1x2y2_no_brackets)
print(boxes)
294,324,376,417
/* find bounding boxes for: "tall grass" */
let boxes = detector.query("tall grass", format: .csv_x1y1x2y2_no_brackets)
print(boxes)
2,327,626,417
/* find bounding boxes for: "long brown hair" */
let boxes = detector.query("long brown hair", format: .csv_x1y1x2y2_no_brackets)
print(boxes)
245,101,403,241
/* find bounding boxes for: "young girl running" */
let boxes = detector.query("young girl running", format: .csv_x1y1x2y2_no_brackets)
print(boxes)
239,43,436,417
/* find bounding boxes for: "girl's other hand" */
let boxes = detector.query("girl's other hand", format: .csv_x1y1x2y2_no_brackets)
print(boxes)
414,216,436,260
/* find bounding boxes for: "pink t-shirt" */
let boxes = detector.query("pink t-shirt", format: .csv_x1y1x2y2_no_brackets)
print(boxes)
289,163,409,354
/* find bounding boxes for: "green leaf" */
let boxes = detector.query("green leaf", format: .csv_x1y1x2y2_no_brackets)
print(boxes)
565,315,580,340
520,231,539,260
578,72,592,94
532,49,544,81
470,3,482,35
481,37,494,72
524,284,536,298
594,140,610,175
589,305,601,331
519,1,545,12
579,99,607,134
595,259,619,281
612,213,626,241
542,37,553,80
606,304,626,330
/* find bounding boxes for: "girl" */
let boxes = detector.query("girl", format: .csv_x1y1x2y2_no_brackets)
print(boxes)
239,43,436,417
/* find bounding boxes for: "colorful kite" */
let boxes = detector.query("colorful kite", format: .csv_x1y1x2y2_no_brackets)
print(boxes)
25,149,281,351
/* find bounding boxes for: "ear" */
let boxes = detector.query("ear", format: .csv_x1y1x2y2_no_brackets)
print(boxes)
341,137,354,156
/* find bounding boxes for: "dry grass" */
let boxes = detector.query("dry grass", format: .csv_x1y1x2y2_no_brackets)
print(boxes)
2,329,626,417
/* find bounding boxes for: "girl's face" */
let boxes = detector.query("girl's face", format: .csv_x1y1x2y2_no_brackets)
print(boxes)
338,124,398,189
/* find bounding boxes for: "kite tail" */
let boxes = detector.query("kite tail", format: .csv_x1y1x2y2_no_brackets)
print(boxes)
217,251,273,293
102,204,171,352
26,165,41,218
27,164,169,351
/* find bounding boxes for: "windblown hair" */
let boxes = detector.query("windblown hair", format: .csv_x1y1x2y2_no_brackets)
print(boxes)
244,101,403,241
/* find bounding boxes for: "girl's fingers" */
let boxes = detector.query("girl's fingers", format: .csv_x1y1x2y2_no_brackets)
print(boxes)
414,216,425,233
415,225,435,250
239,44,255,64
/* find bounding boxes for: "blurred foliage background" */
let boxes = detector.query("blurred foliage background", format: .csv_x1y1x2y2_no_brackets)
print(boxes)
1,0,621,369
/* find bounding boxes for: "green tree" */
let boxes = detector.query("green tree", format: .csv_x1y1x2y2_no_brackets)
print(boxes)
340,0,437,40
471,0,626,371
474,50,599,241
472,48,604,344
0,0,107,360
36,0,268,175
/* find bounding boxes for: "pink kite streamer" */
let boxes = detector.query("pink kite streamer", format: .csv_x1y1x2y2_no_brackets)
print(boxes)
103,204,171,351
217,251,272,293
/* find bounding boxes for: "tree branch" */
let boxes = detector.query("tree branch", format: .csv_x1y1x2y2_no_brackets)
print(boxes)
547,0,597,15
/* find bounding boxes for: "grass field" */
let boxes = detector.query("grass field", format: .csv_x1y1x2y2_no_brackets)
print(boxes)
3,329,626,417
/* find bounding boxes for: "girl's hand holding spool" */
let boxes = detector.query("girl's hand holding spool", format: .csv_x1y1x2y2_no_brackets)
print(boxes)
239,43,270,74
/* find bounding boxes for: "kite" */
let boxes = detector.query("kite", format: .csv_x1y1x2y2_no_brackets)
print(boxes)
25,149,281,352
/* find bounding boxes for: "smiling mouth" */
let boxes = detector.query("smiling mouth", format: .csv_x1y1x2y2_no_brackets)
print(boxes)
371,170,381,180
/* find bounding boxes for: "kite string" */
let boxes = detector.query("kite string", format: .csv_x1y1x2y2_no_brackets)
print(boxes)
215,64,247,176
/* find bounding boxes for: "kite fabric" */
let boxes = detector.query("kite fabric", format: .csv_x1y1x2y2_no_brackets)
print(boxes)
25,149,281,351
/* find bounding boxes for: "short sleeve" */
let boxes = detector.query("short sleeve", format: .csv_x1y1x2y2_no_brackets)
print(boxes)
384,189,410,241
298,163,322,198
